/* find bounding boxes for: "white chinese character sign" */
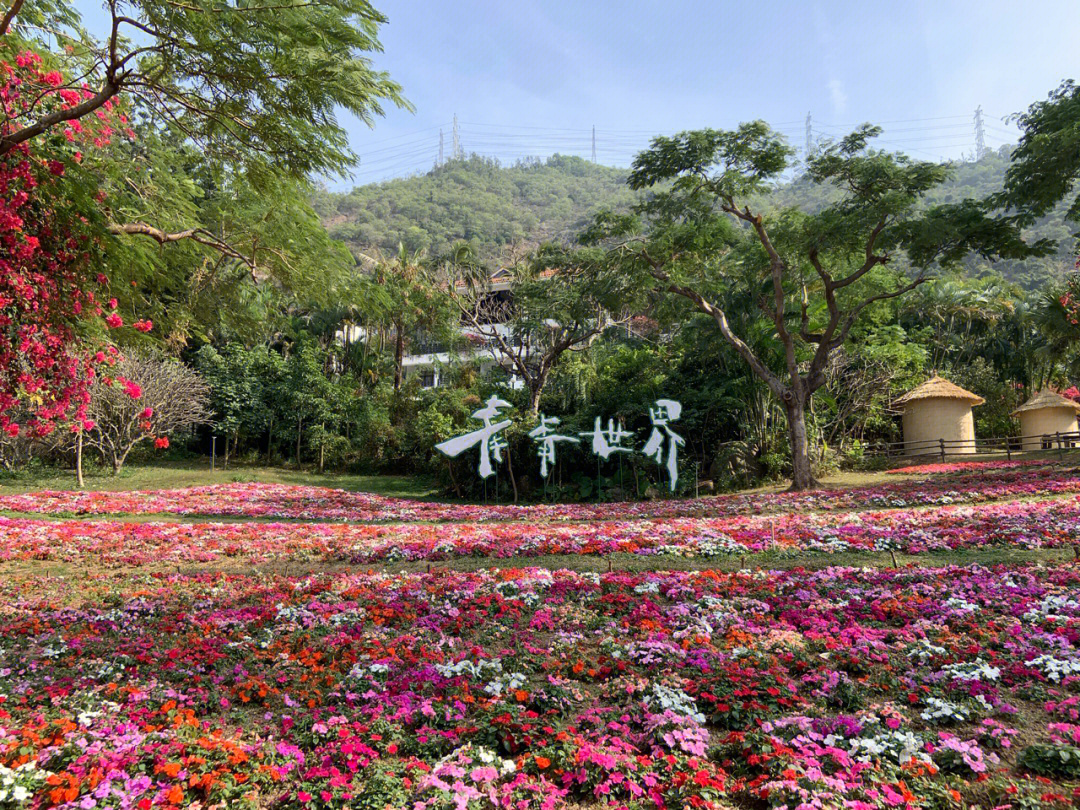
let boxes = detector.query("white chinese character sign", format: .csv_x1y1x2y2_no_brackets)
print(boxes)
436,398,683,493
642,398,684,492
435,395,512,479
527,414,579,478
579,416,633,460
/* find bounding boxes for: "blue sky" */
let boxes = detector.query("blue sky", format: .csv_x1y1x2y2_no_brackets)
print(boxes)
337,0,1080,187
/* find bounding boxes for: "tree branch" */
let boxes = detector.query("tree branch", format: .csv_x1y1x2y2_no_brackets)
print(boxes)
0,0,24,37
645,255,786,398
107,222,262,280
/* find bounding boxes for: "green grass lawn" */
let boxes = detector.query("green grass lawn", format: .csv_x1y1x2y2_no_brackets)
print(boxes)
0,459,440,498
4,546,1071,587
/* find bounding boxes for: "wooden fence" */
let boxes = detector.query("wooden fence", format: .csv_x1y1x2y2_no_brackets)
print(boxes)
876,431,1080,461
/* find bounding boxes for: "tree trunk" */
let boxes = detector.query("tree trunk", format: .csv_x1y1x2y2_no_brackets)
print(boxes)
266,415,274,466
527,371,549,417
318,423,325,475
393,320,405,392
296,417,303,467
75,431,84,489
505,440,518,504
223,434,230,469
784,393,817,491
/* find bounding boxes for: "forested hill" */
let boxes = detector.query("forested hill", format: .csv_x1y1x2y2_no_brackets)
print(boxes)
311,154,638,264
313,146,1073,286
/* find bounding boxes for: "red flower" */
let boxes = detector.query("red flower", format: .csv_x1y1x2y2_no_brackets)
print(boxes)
155,436,169,449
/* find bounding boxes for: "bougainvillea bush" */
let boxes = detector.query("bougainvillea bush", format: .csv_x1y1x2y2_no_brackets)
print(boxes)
0,48,132,438
2,563,1080,808
2,465,1079,522
2,495,1080,567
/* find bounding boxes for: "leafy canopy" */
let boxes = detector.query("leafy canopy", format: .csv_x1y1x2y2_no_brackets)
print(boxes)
3,0,410,180
1001,80,1080,224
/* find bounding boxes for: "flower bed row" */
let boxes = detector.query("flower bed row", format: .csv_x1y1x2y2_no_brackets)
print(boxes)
2,563,1080,808
885,459,1052,475
1,465,1078,523
3,495,1079,566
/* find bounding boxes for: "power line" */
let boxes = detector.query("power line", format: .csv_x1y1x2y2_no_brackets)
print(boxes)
345,112,1024,184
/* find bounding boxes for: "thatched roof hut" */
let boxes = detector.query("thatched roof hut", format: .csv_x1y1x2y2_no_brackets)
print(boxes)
1011,389,1080,450
894,376,986,408
894,375,983,455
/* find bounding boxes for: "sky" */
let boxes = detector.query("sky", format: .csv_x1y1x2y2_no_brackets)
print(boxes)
335,0,1080,188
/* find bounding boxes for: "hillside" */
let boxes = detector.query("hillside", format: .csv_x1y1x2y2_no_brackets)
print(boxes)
315,146,1074,286
311,154,638,264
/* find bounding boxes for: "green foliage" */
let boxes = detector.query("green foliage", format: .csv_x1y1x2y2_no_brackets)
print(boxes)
96,129,359,350
1017,743,1080,779
194,344,279,443
1003,80,1080,225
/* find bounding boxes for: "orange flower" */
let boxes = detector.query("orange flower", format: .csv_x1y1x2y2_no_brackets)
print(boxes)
161,762,182,778
534,756,551,769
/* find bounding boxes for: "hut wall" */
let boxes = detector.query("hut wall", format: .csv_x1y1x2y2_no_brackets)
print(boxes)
902,398,977,455
1017,407,1080,451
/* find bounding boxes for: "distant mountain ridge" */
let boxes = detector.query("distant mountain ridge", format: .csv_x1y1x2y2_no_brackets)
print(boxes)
313,146,1072,287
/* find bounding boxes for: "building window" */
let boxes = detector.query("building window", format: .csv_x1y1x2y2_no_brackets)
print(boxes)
420,369,438,388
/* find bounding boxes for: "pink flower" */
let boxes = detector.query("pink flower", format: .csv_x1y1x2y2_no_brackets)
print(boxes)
118,378,141,399
469,766,497,782
104,312,122,329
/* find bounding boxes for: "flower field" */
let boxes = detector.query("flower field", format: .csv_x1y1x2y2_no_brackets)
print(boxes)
884,460,1052,475
4,467,1080,809
1,465,1079,523
3,564,1080,809
3,495,1080,567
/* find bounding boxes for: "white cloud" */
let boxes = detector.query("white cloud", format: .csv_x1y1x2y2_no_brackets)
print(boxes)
828,79,847,114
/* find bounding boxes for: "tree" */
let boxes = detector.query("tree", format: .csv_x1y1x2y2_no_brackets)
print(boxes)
365,246,451,392
1001,80,1080,225
431,243,632,416
2,0,407,276
194,343,271,467
99,133,359,350
1,0,407,176
588,123,1042,489
1,0,405,430
84,352,210,472
282,339,341,469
